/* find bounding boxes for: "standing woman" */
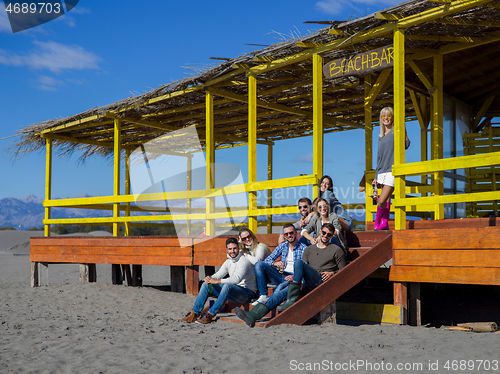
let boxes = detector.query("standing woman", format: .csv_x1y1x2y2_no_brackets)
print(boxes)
238,228,271,265
373,107,410,230
317,175,353,232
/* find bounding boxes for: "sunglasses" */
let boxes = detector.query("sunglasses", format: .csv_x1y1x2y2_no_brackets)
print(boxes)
299,205,309,209
321,230,333,238
240,235,252,241
318,205,328,210
382,115,392,119
283,231,295,237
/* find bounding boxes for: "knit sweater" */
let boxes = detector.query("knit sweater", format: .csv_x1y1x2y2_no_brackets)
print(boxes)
242,242,270,265
211,252,257,292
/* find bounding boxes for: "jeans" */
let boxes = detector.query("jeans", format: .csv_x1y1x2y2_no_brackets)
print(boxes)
293,260,322,291
192,282,256,317
265,280,289,310
254,261,292,296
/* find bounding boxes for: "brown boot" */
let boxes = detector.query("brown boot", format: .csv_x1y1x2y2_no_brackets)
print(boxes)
180,310,198,323
195,312,214,324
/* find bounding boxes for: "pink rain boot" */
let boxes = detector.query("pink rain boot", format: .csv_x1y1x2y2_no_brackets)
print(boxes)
374,205,384,230
378,201,391,230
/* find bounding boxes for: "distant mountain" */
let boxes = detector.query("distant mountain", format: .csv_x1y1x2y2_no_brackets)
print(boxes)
0,194,111,230
0,194,367,230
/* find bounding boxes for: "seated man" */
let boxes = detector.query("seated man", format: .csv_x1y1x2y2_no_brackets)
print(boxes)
181,237,257,324
235,223,346,327
278,197,314,243
252,224,307,305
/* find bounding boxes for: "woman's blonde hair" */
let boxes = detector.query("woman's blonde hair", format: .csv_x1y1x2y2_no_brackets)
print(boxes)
238,228,259,255
379,106,394,138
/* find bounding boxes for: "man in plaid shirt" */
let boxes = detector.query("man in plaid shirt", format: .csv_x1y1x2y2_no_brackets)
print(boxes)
250,223,306,306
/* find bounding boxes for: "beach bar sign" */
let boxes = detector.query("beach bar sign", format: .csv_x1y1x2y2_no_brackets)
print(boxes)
323,45,394,79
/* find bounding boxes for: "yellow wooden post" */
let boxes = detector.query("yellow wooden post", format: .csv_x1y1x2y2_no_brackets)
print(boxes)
393,28,407,230
364,73,373,224
113,118,121,236
432,54,444,219
312,54,323,199
267,144,273,234
124,149,131,236
248,75,258,233
206,90,215,236
489,125,498,215
186,155,192,235
44,137,52,237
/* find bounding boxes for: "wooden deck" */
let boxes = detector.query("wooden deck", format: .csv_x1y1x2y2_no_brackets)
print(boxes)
30,218,500,326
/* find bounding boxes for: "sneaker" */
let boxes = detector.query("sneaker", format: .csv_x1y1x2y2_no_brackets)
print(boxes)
180,310,198,323
195,312,214,324
251,294,269,306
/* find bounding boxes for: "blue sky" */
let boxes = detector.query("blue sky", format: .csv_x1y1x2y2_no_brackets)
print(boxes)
0,0,419,207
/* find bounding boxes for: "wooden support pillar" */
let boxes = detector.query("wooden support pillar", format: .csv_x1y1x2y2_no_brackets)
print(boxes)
112,264,123,285
124,149,131,237
186,155,192,235
205,90,215,236
186,265,200,295
312,54,323,199
44,137,52,237
408,282,421,326
393,28,407,230
33,137,52,287
394,281,408,324
248,75,258,233
112,118,123,284
267,144,273,234
318,301,336,324
364,74,373,224
170,266,186,293
79,264,97,283
432,54,444,220
132,265,142,287
31,261,39,287
36,262,48,286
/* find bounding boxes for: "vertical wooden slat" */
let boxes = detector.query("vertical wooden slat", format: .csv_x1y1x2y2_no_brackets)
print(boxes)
267,144,273,234
248,75,258,233
44,137,52,237
393,281,408,325
312,54,323,200
433,54,444,220
206,90,215,236
393,28,406,230
364,73,373,224
409,282,421,326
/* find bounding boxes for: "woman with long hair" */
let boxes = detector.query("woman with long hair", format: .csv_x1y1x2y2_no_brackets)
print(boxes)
315,175,353,232
238,228,271,264
372,107,410,230
301,198,345,252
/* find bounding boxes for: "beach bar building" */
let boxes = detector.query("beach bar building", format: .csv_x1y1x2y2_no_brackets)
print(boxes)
16,0,500,326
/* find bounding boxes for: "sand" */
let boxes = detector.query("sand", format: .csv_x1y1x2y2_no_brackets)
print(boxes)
1,255,499,373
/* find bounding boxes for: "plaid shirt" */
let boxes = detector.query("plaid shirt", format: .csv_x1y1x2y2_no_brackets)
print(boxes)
264,240,307,265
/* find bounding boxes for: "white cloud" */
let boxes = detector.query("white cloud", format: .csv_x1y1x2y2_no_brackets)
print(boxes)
290,153,332,163
315,0,402,15
67,6,91,15
0,40,101,72
31,75,65,91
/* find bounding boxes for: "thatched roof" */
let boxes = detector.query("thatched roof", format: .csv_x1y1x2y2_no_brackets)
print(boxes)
11,0,500,160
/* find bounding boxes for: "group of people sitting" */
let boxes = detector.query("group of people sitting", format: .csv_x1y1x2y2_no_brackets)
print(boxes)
181,175,353,326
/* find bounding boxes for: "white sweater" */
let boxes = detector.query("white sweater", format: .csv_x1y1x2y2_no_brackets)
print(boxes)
242,242,270,265
211,252,257,292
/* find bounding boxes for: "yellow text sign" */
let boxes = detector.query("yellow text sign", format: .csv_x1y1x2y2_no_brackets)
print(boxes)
323,45,394,79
